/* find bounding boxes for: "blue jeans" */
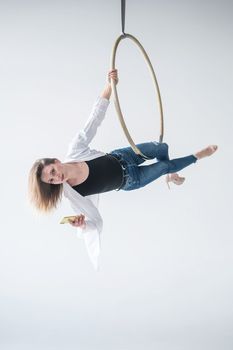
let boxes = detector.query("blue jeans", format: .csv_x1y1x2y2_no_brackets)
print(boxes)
109,142,197,191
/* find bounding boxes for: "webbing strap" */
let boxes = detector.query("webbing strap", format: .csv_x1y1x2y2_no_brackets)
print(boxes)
121,0,126,35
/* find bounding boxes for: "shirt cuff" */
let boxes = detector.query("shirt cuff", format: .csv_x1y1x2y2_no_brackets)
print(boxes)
97,96,110,106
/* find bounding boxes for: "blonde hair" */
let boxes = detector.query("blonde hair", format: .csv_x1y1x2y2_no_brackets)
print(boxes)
28,158,63,213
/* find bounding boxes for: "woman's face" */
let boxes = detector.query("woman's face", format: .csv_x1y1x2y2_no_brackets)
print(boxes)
41,160,66,185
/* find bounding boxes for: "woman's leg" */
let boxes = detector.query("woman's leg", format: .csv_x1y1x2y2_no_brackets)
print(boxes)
136,141,170,162
110,141,169,166
119,144,217,191
136,155,197,189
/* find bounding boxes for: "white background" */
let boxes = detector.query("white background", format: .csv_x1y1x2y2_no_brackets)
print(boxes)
0,0,232,349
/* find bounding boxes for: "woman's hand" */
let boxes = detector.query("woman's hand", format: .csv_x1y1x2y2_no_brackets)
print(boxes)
108,69,118,85
68,214,86,229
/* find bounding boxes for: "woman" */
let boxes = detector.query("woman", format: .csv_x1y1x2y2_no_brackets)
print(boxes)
28,69,218,270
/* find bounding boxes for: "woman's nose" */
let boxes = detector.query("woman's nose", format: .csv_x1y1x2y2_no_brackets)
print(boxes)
56,174,62,182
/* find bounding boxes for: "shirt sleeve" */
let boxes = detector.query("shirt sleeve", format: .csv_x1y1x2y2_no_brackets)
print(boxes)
74,219,97,239
65,97,110,159
63,184,103,271
76,220,102,271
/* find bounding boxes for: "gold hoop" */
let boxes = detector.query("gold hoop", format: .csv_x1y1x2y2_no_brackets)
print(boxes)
110,33,164,160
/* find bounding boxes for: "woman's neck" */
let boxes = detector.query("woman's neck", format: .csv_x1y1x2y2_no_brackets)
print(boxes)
64,162,87,186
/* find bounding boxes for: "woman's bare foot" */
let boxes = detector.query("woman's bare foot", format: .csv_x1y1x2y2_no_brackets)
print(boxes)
194,145,218,160
166,173,185,189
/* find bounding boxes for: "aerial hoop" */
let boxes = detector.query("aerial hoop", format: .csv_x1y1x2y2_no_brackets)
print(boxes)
110,33,164,160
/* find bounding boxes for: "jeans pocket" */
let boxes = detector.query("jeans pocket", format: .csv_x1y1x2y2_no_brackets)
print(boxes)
123,170,140,191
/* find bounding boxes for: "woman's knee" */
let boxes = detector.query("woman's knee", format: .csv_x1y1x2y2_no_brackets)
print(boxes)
161,142,169,150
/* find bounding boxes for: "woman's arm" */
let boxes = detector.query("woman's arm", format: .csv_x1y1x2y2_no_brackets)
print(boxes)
65,70,119,159
100,69,118,100
100,84,112,100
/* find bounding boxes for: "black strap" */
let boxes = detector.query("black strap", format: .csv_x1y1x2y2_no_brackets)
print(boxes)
121,0,126,35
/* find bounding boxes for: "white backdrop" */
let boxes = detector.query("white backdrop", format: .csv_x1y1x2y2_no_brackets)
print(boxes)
0,0,232,349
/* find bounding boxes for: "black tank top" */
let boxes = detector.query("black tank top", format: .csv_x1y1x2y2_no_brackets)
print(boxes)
72,154,124,196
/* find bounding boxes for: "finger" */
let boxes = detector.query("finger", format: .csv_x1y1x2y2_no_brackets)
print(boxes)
68,220,75,226
108,72,118,78
109,75,118,81
111,75,118,80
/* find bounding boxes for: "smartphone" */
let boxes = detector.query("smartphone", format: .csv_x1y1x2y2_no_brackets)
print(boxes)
60,215,77,224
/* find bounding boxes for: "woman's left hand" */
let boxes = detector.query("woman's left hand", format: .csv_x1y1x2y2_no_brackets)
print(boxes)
68,214,86,229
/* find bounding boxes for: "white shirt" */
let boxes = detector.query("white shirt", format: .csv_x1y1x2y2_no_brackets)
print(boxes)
63,96,110,271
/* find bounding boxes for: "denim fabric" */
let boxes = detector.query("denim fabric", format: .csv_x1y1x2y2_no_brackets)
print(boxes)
109,141,197,191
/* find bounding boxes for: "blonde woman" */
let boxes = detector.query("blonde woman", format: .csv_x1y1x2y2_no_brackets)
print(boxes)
28,69,218,270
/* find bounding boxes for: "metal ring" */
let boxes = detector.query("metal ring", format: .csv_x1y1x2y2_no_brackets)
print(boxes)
110,33,164,160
